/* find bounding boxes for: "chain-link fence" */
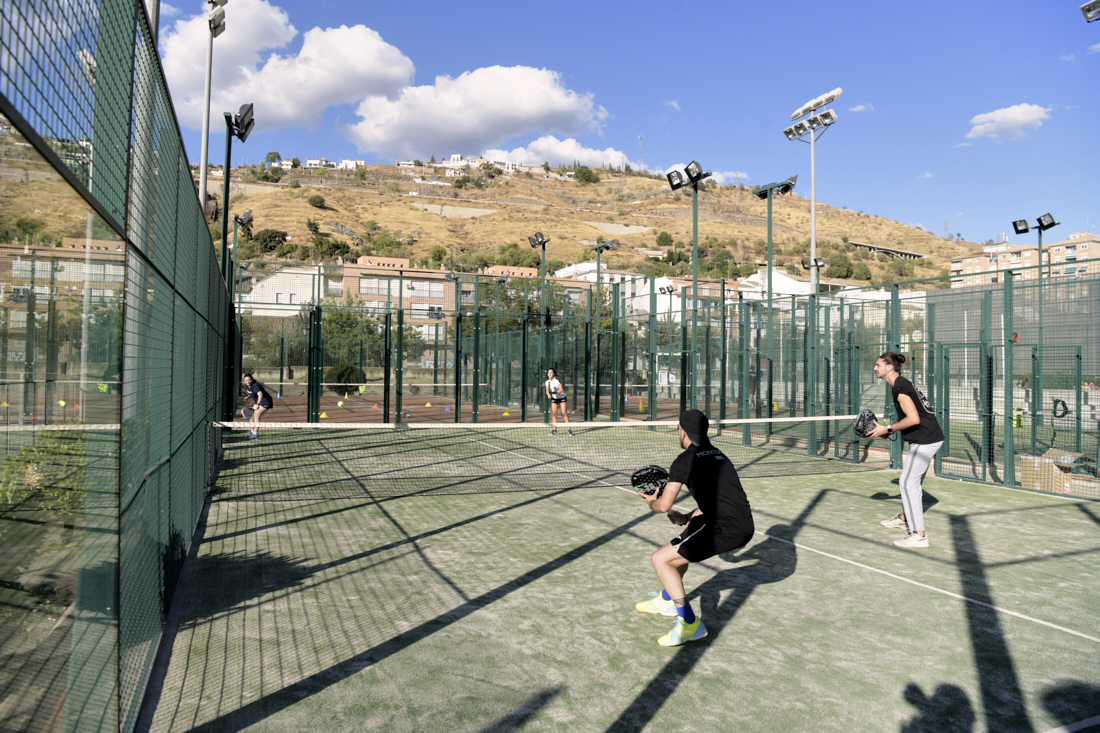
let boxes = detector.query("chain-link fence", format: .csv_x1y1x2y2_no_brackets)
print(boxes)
0,2,230,732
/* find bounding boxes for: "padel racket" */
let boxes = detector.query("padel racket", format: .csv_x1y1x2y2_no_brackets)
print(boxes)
241,406,254,419
852,408,877,438
631,464,669,497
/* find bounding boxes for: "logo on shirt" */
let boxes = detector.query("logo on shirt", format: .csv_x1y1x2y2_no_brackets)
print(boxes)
696,449,725,460
916,387,934,412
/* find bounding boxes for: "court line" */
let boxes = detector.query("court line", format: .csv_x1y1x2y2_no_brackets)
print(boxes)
470,435,1099,646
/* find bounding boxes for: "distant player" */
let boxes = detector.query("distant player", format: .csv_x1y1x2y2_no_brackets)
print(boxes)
636,409,755,646
544,367,572,436
868,351,944,549
242,373,272,440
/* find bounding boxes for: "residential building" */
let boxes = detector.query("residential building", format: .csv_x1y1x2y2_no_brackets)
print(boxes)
242,266,342,316
337,159,365,170
303,158,330,169
278,159,295,169
948,232,1098,288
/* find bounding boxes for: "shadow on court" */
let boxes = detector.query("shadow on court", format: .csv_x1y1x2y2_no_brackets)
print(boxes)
899,683,976,733
950,513,1034,733
871,488,940,513
604,490,827,733
172,513,651,733
476,687,563,733
1041,682,1100,731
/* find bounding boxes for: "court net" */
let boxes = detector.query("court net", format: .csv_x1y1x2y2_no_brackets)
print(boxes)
208,415,892,501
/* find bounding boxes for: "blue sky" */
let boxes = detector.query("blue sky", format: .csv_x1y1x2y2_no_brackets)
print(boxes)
159,0,1099,245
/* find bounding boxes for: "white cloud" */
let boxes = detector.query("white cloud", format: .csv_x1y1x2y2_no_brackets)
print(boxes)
709,171,749,185
965,103,1051,142
952,142,973,148
849,103,873,113
484,136,630,168
161,0,414,131
1060,53,1077,63
1090,42,1100,55
919,172,934,179
664,100,680,112
159,3,180,18
346,66,607,161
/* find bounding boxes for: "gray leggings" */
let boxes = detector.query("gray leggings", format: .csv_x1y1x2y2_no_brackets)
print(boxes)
900,441,943,533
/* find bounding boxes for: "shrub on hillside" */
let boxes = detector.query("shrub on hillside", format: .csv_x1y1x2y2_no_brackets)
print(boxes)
307,194,325,208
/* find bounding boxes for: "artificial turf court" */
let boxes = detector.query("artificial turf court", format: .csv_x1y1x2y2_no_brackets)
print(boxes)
140,428,1100,733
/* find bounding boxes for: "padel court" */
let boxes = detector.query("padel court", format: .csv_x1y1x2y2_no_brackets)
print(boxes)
141,425,1100,733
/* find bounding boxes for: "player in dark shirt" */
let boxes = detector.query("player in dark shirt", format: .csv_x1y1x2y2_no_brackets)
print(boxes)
242,373,273,440
868,351,945,549
636,409,755,646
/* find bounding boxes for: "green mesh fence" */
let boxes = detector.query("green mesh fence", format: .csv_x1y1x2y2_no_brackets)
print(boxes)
0,2,230,732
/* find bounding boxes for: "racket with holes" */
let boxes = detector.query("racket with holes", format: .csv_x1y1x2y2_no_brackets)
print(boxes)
631,464,669,498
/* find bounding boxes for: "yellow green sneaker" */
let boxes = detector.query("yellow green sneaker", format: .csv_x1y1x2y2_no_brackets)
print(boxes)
658,617,708,646
635,591,678,617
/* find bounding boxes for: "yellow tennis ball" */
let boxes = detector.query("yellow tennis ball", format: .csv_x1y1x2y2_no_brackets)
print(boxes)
338,400,344,407
58,400,66,407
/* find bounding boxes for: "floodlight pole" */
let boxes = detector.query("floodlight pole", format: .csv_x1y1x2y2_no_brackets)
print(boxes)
220,112,234,288
766,187,774,361
197,29,214,212
810,128,818,293
691,182,699,410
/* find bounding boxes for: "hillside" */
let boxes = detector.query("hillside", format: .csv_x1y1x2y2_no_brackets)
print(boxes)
213,164,979,287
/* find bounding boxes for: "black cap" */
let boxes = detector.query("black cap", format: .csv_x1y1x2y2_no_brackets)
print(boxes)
679,409,708,442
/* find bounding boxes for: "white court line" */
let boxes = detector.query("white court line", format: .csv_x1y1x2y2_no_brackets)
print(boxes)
468,435,1100,646
1041,713,1100,733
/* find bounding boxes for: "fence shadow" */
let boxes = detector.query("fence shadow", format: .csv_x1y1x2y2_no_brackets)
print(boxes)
899,682,976,733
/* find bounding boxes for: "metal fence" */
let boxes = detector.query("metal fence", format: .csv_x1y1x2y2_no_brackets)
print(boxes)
0,2,230,732
236,260,1100,500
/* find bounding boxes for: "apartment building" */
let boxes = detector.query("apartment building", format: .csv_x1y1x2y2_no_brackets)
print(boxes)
949,232,1098,288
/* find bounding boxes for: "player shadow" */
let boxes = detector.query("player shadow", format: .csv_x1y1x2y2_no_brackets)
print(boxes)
949,513,1034,732
476,686,563,733
1041,681,1100,730
604,516,807,733
898,682,976,732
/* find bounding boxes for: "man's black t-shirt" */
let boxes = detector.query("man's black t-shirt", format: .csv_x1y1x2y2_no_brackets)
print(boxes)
891,375,944,445
667,440,754,538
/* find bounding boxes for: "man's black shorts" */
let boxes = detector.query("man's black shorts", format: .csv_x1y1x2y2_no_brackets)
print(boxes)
672,515,753,562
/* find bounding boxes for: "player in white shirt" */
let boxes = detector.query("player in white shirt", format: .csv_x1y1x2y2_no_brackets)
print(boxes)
544,367,572,436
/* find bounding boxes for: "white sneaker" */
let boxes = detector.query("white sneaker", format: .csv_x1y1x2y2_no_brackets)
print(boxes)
248,431,259,440
880,513,908,530
893,533,929,549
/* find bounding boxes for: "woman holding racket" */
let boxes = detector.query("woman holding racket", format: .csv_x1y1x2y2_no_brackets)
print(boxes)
868,351,944,549
635,409,755,647
242,373,272,440
544,367,572,436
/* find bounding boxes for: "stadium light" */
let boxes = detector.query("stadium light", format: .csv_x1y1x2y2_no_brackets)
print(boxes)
801,257,825,270
787,87,841,293
1012,220,1030,235
666,160,712,408
752,175,799,361
220,102,255,290
1083,0,1100,22
1013,213,1060,339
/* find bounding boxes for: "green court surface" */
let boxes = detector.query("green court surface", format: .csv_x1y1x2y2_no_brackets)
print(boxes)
143,433,1100,733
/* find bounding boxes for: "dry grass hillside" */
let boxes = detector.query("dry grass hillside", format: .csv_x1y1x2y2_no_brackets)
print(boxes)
208,163,979,287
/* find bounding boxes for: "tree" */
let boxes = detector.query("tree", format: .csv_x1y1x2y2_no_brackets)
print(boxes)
888,259,915,277
824,254,853,279
387,182,402,194
265,151,282,166
290,157,301,168
354,167,367,181
306,219,320,235
574,165,600,184
307,194,325,208
430,155,436,164
852,262,873,280
542,162,550,173
252,229,288,253
655,231,673,248
413,159,423,167
428,245,447,267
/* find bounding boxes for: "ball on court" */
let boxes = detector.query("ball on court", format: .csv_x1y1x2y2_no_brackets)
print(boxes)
58,400,66,407
338,400,344,407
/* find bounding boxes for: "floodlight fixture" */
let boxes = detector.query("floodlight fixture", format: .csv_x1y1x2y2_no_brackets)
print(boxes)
528,236,539,249
234,209,252,226
1037,213,1057,231
208,6,225,37
496,277,508,285
445,272,459,282
666,169,686,191
1083,0,1100,21
791,87,843,121
232,103,254,142
529,232,550,249
1012,219,1030,235
685,161,710,183
209,0,227,6
792,120,810,137
808,109,838,128
751,175,798,200
594,238,616,254
783,125,799,140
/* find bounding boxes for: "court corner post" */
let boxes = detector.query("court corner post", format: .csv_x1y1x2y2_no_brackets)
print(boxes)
1002,270,1015,488
889,284,903,469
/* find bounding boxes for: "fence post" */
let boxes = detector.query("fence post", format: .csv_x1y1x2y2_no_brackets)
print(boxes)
889,284,903,468
584,319,592,421
382,311,391,423
453,312,462,423
719,279,727,430
741,299,751,446
648,277,657,423
472,310,481,423
1002,271,1015,487
806,294,817,456
679,291,688,416
395,308,404,424
521,317,528,422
